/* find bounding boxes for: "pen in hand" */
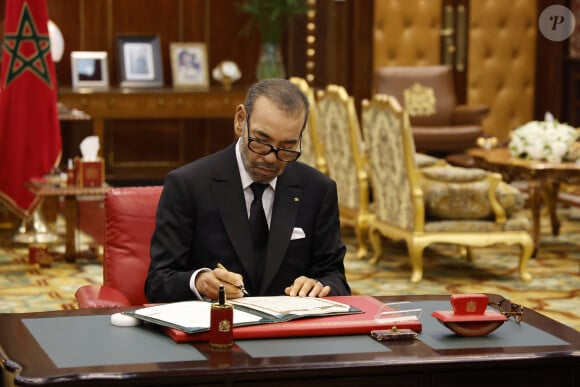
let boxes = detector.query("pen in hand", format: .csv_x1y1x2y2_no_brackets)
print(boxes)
217,263,250,296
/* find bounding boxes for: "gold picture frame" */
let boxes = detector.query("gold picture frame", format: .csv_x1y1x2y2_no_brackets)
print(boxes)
170,42,209,88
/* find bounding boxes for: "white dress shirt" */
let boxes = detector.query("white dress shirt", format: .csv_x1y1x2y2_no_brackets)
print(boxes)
189,138,277,298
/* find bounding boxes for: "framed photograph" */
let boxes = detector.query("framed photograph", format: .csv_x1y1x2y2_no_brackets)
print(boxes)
70,51,109,89
169,42,209,87
116,35,163,87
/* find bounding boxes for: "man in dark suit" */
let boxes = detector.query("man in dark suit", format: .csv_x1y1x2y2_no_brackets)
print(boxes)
145,79,350,302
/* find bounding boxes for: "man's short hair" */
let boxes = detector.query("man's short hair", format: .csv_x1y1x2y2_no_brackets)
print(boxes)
244,79,310,132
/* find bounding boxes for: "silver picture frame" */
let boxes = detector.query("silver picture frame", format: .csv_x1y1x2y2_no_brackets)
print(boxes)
70,51,109,89
117,35,163,88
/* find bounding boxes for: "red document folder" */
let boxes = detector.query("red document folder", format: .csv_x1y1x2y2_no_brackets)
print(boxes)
163,295,422,343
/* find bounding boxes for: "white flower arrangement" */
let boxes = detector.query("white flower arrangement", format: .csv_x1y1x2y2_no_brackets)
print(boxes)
508,113,579,163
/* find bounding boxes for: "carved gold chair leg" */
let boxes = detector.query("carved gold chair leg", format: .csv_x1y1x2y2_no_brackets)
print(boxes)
518,235,534,283
354,218,369,259
355,241,368,260
465,246,475,262
407,237,429,283
368,228,383,265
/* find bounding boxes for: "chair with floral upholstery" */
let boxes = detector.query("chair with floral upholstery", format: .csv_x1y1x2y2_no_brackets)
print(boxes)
289,77,328,174
316,84,371,259
361,94,533,283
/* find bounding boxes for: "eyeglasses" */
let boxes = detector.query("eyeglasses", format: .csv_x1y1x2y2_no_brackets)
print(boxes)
245,115,302,162
489,298,524,324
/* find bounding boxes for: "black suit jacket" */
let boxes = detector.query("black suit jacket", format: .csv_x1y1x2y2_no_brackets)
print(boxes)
145,142,350,302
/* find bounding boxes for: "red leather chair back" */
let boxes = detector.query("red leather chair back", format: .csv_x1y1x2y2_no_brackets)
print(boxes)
104,186,162,305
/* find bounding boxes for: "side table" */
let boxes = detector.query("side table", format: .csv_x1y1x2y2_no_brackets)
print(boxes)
448,148,580,256
28,182,110,262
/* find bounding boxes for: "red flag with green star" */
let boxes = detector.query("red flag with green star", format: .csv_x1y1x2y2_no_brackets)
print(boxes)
0,0,61,218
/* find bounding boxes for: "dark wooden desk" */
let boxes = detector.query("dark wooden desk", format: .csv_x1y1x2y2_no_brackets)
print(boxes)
1,295,578,387
449,148,580,256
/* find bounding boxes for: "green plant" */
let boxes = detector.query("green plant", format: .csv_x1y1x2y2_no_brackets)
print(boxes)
239,0,307,44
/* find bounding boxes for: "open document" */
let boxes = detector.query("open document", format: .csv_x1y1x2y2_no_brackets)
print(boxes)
229,296,355,320
125,296,360,334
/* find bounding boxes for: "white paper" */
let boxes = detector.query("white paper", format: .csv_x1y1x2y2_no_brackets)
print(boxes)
230,296,351,318
134,301,262,329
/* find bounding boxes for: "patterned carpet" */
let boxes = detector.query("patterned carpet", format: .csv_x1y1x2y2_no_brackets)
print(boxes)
0,206,578,332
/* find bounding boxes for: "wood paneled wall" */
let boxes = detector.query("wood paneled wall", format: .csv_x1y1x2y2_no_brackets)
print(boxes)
0,0,568,145
0,0,313,87
0,0,374,99
0,0,293,87
312,0,374,107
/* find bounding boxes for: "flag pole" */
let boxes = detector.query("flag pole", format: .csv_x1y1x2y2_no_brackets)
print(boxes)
12,202,59,244
1,1,63,246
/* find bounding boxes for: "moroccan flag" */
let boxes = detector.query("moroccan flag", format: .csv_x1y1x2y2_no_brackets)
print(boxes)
0,0,61,218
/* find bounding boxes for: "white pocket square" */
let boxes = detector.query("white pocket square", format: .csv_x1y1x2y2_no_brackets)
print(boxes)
290,227,306,240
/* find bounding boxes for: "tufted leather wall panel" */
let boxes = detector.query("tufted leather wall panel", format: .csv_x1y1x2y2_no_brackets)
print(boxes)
373,0,537,143
468,0,537,140
373,0,442,68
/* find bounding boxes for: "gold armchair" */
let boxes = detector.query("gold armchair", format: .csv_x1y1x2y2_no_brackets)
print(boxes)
316,84,370,259
361,94,533,283
288,77,327,174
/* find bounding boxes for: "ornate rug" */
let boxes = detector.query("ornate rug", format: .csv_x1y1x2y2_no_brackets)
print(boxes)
0,207,578,332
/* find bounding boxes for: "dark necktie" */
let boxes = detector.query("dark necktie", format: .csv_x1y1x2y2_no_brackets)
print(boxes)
249,182,269,287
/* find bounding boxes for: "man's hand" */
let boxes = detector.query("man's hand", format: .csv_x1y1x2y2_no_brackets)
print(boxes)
195,267,245,300
285,276,331,297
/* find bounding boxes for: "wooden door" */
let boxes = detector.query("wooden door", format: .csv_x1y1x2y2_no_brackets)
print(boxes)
373,0,538,141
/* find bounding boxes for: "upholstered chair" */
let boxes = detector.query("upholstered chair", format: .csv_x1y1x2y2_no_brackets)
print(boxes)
361,94,533,283
75,186,162,307
373,65,489,155
415,152,446,168
289,77,328,174
316,84,370,259
419,166,528,225
415,155,527,221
